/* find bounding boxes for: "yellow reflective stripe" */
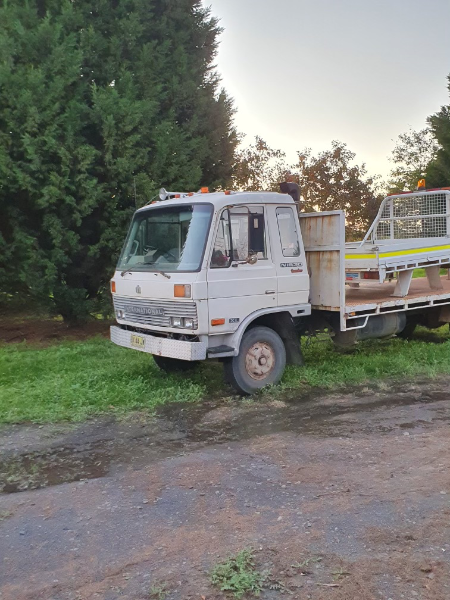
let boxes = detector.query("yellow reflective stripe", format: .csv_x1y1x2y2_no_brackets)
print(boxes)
345,254,376,260
379,244,450,258
345,244,450,260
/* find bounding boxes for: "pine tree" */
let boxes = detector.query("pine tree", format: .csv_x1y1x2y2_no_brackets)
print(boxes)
0,0,237,320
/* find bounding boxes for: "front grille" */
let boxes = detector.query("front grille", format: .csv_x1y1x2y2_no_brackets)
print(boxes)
113,296,198,329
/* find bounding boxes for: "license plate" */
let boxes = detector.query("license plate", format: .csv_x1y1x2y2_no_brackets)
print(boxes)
130,334,145,349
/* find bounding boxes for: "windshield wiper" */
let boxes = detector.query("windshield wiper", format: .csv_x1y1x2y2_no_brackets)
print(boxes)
152,269,171,279
120,262,146,277
120,263,171,279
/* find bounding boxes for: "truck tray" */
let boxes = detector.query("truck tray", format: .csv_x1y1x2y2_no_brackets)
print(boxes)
345,239,450,273
345,276,450,314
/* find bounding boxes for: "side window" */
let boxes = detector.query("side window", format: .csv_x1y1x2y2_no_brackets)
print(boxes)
211,206,267,268
211,209,232,268
276,207,300,257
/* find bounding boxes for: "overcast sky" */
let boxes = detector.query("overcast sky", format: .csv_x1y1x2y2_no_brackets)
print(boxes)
205,0,450,179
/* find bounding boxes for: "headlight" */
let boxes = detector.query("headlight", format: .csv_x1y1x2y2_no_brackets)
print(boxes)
184,318,194,329
171,317,183,328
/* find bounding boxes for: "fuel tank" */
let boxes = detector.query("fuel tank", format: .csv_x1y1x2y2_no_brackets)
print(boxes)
333,313,407,347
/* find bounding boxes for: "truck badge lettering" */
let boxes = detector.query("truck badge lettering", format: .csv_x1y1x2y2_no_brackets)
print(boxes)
280,262,303,268
125,305,164,316
229,318,240,323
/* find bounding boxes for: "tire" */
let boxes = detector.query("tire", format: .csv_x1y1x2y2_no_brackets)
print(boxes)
224,326,286,395
152,354,198,372
397,319,417,339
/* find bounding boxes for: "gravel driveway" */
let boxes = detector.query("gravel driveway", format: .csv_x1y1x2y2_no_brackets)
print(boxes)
1,378,450,600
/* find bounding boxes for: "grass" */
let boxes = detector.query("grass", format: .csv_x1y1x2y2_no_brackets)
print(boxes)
0,326,449,424
149,583,167,599
291,556,322,570
0,336,224,423
281,325,450,391
332,567,351,581
210,549,267,599
413,267,449,278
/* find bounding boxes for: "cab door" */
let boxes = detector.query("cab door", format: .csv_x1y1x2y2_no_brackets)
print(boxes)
267,204,309,306
207,205,277,333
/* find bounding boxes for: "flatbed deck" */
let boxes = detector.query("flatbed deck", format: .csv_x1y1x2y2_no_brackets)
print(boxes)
345,275,450,314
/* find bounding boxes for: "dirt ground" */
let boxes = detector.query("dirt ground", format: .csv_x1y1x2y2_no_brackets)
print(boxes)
0,317,110,345
1,378,450,600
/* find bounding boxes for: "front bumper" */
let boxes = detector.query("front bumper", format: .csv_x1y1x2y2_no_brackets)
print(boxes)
110,326,207,361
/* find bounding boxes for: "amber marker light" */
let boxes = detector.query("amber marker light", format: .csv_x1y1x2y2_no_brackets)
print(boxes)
211,318,225,326
174,284,191,298
417,178,426,189
201,187,209,193
110,280,116,293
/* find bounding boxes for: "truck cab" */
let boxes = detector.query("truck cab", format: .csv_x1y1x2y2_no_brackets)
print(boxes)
110,188,311,394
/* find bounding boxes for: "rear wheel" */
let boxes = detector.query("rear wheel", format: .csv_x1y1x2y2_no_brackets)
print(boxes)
152,355,198,372
397,319,417,339
224,326,286,395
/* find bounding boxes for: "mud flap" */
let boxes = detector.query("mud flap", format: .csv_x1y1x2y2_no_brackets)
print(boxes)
276,313,304,366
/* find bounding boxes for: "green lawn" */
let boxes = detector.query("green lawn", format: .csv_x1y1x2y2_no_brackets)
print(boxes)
413,267,449,278
0,327,449,424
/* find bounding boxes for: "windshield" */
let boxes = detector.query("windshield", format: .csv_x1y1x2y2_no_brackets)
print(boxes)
117,204,213,273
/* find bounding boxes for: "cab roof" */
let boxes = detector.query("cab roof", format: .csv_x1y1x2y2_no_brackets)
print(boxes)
136,190,295,213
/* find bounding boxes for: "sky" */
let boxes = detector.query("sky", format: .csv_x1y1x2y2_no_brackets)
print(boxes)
205,0,450,180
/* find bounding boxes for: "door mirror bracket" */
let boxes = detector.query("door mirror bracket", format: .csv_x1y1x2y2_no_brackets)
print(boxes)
232,253,258,267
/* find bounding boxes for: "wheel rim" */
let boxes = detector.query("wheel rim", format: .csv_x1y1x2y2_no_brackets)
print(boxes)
245,342,275,381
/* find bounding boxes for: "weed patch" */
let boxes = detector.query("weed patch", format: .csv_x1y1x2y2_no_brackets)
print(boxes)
149,582,167,599
210,549,267,599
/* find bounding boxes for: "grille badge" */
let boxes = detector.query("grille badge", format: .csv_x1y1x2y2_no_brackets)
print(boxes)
125,305,164,316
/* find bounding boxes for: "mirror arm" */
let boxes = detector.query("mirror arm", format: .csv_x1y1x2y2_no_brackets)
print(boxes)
231,254,258,266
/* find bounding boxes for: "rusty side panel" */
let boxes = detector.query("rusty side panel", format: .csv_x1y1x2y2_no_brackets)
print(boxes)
299,212,345,313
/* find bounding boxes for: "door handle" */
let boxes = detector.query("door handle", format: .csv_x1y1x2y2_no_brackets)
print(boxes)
265,290,276,294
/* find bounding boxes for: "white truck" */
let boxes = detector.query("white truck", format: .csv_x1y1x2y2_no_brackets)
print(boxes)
110,183,450,394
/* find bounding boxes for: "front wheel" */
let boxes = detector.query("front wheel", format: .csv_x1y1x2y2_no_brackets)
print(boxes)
224,326,286,395
152,354,198,372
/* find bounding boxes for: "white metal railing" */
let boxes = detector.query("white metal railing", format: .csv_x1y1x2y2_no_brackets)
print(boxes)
361,191,450,245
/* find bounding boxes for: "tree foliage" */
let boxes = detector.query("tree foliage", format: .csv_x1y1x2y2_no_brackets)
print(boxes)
232,136,287,191
294,141,382,240
388,128,439,192
0,0,237,320
233,138,382,240
427,75,450,187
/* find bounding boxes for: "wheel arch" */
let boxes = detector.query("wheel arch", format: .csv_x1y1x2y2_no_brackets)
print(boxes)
230,307,307,365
